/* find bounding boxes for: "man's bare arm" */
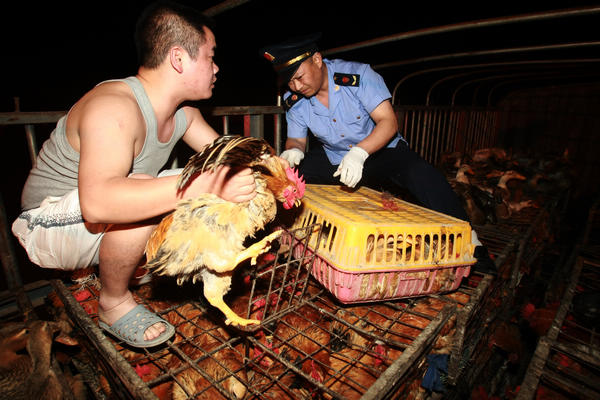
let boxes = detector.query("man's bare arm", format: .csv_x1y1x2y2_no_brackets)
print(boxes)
77,97,254,224
356,100,398,155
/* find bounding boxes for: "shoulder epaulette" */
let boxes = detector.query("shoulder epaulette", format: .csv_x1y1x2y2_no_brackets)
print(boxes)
283,93,303,110
333,72,360,87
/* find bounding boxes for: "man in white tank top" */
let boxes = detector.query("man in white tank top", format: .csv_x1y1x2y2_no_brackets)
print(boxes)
12,2,256,347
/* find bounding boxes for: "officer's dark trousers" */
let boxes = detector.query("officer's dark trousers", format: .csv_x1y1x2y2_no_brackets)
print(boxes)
297,140,469,222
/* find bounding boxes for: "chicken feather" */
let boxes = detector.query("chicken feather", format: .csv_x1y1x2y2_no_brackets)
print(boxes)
145,135,305,327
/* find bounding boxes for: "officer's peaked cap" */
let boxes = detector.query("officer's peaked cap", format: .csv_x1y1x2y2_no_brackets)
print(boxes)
259,33,322,84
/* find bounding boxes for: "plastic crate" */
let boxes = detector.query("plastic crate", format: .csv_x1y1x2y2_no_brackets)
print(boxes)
288,185,476,303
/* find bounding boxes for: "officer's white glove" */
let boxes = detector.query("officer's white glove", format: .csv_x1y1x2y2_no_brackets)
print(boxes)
279,148,305,168
333,146,369,188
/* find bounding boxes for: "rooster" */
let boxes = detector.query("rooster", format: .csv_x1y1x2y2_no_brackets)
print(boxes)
145,135,305,327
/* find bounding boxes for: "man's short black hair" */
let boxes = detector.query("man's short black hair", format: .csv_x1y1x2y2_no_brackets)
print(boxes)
135,1,216,68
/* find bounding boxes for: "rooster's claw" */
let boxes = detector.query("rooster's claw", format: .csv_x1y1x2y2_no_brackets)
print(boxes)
225,316,261,327
248,230,283,265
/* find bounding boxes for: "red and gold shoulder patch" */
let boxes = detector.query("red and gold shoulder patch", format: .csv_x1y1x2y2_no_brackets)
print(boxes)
284,93,302,110
333,72,360,87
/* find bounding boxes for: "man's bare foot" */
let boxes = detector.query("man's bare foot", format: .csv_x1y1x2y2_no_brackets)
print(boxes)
98,292,166,341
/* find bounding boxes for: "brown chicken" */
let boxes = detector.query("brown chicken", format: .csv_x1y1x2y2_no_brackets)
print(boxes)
0,320,82,400
326,348,380,400
167,303,248,400
487,321,524,364
145,135,305,327
272,305,331,386
325,304,399,399
521,302,558,337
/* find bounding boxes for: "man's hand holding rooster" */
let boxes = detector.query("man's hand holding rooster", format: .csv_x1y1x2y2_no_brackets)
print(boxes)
178,165,256,203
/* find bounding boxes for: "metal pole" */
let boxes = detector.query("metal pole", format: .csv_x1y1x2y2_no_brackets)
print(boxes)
275,95,282,154
324,7,600,57
0,192,23,289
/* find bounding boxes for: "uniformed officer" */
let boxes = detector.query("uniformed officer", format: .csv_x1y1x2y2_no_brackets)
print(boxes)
260,33,496,274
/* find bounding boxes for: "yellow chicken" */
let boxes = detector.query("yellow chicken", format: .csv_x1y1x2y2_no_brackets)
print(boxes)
145,135,305,327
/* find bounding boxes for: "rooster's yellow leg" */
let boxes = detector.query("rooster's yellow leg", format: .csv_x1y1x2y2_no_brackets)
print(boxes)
208,230,283,273
235,230,283,266
205,295,260,326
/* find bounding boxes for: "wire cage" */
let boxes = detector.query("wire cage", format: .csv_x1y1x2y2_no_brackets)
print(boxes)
43,218,482,400
8,157,563,400
516,200,600,400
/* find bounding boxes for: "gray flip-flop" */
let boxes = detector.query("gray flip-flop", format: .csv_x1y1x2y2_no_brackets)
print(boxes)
99,304,175,348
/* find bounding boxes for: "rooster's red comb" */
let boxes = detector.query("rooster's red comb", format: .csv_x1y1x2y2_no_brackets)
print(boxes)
286,167,305,197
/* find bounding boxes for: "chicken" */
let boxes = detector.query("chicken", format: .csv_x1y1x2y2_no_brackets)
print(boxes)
272,305,331,386
329,304,407,372
471,147,508,165
326,350,380,400
0,320,82,400
454,164,474,185
492,170,527,203
167,304,248,400
450,165,489,225
521,302,558,337
439,151,468,173
118,299,248,399
247,353,301,399
487,321,524,364
443,290,471,305
145,135,305,327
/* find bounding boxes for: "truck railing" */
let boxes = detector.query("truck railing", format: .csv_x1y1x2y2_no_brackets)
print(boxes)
0,104,500,167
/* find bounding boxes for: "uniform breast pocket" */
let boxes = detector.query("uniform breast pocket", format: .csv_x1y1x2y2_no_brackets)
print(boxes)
341,108,371,137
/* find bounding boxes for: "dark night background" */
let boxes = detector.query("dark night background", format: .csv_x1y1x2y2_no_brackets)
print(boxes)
2,1,599,286
4,1,598,111
1,6,599,399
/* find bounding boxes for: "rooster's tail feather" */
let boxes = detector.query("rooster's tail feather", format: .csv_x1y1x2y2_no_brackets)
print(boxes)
177,135,274,190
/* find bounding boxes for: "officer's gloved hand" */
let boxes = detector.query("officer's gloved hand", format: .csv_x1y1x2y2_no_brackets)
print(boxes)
280,148,304,168
333,146,369,188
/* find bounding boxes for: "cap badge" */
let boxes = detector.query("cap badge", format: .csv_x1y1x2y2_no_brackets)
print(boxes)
263,52,275,62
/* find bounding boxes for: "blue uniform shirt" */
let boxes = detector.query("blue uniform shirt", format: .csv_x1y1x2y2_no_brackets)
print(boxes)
285,58,401,165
